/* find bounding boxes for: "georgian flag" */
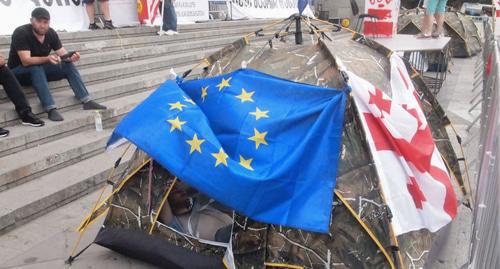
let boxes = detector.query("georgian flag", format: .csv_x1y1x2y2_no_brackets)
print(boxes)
349,54,457,235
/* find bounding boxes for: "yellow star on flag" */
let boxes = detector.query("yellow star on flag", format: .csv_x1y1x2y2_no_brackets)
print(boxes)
169,101,186,111
248,128,268,149
201,86,208,102
249,107,269,120
239,155,254,171
212,148,229,167
183,96,195,105
217,77,232,91
235,88,255,103
167,116,186,132
185,133,205,154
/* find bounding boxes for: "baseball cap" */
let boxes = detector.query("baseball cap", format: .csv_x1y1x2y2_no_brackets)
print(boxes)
31,7,51,20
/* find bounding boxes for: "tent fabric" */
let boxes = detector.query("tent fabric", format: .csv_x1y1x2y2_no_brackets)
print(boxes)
81,20,465,269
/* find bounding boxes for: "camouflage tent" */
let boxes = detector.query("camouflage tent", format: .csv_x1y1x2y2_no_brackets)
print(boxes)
73,17,466,269
398,10,482,57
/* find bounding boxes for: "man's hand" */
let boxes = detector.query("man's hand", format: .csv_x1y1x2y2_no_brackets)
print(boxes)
47,54,60,65
69,52,80,63
0,55,5,66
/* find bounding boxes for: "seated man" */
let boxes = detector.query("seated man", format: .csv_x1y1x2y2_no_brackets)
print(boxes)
0,54,44,137
160,183,233,243
8,8,106,121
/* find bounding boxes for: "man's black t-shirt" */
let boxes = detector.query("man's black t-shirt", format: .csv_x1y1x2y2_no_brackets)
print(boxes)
8,24,63,69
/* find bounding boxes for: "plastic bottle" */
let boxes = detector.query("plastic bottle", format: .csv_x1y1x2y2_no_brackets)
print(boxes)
94,110,103,132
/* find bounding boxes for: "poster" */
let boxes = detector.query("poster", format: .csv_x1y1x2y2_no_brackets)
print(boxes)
363,0,400,37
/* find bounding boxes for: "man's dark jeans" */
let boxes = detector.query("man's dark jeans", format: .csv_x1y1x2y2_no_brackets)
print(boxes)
161,0,177,31
11,62,91,112
0,65,32,116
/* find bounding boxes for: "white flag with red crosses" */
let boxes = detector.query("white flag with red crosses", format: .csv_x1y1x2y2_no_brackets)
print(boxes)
348,54,457,235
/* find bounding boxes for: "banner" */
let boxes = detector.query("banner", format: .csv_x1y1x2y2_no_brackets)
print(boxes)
175,0,209,23
109,0,140,27
143,0,209,25
363,0,400,37
0,0,88,35
227,0,314,19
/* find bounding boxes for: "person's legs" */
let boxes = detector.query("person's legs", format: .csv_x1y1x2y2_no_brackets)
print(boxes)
99,0,115,29
44,62,91,103
84,0,96,23
161,0,177,32
99,0,111,20
166,0,177,32
84,0,102,30
419,0,438,37
433,0,447,36
0,66,44,126
0,66,31,115
12,65,57,112
161,1,168,32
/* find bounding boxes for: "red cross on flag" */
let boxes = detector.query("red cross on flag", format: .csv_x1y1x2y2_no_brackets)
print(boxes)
349,54,457,235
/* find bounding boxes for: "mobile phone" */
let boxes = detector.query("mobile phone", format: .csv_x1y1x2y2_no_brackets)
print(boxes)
60,51,76,62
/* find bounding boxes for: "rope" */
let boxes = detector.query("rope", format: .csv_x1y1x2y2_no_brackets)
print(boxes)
68,143,132,262
335,190,397,269
148,177,178,235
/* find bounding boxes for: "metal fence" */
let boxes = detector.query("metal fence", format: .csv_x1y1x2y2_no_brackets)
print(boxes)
466,21,500,269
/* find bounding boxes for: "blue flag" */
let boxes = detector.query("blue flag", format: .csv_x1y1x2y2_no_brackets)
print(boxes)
108,69,348,233
298,0,310,14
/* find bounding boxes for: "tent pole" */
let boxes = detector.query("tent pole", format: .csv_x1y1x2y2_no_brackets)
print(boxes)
66,143,132,264
295,14,303,45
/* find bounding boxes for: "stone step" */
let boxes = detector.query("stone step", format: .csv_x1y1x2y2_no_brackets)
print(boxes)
0,19,275,48
73,33,251,68
0,24,271,60
0,36,238,103
0,129,112,192
0,141,135,233
0,49,219,124
0,89,154,158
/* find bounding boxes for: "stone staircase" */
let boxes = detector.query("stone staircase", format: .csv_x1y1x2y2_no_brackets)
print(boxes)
0,20,274,233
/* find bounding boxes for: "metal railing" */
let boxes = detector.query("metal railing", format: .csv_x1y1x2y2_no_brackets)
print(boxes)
466,20,500,269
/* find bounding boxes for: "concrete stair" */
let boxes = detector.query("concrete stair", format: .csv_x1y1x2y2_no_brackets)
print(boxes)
0,19,274,233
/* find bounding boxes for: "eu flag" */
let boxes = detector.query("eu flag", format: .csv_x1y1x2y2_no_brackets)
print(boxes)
108,69,348,233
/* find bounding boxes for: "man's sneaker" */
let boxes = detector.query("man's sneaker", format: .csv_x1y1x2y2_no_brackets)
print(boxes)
21,111,45,127
166,30,178,36
103,20,115,30
89,23,101,30
48,109,64,122
83,100,107,110
0,127,9,138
